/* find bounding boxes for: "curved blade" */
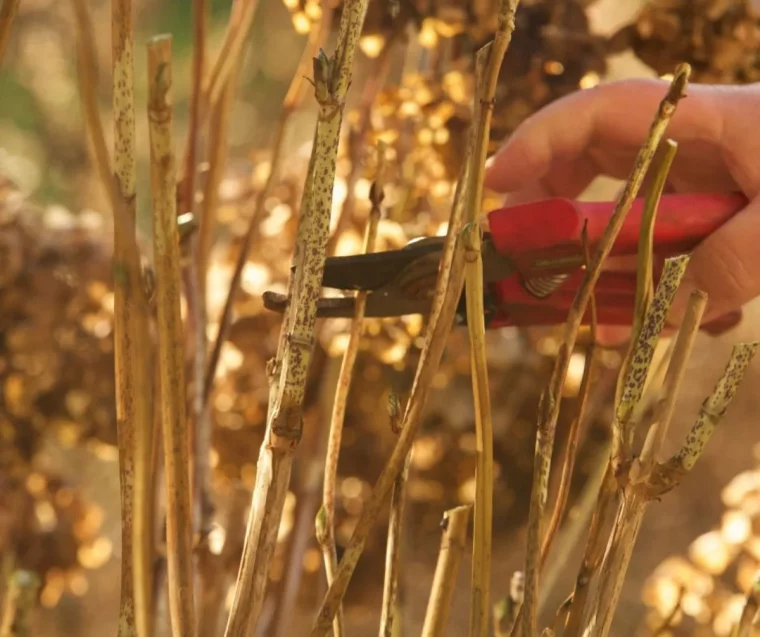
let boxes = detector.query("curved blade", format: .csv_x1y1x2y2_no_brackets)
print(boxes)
321,236,446,291
263,290,432,318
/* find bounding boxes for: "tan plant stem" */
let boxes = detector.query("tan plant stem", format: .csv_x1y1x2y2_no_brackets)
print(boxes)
0,0,20,66
560,465,616,637
180,0,206,221
317,142,385,637
632,290,706,483
463,219,494,637
379,390,411,637
519,65,691,637
648,340,759,490
615,140,678,406
0,571,39,637
540,225,598,570
203,6,333,404
538,439,610,619
71,2,154,636
552,595,573,636
147,35,196,637
326,34,396,253
221,1,370,633
112,0,150,635
421,506,472,637
205,0,259,109
462,38,507,637
311,6,521,636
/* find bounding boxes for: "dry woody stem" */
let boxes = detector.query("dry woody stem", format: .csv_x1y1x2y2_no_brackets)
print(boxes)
0,0,20,66
319,142,386,637
540,226,598,569
379,390,411,637
421,506,472,637
113,0,156,633
463,216,495,637
70,2,155,636
519,64,691,637
462,18,521,631
147,35,196,637
0,571,39,637
222,0,369,634
205,0,259,110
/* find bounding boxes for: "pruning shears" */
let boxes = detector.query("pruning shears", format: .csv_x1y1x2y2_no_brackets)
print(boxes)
262,193,748,331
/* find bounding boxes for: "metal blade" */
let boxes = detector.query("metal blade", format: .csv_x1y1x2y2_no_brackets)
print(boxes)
263,290,432,318
321,236,446,291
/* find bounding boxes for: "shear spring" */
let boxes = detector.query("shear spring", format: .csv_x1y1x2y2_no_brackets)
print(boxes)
523,273,569,299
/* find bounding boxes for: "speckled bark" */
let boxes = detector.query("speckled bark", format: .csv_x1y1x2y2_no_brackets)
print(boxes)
147,35,196,637
221,1,371,635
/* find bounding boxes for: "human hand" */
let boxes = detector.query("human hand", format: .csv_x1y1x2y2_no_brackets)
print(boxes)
484,78,760,342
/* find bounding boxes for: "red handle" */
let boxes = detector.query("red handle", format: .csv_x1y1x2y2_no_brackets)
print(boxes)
487,192,748,278
487,268,742,334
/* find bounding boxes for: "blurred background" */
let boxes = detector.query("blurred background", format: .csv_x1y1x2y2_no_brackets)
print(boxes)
3,0,760,635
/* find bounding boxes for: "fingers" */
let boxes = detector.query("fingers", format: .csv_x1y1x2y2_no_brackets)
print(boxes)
669,195,760,325
484,78,725,197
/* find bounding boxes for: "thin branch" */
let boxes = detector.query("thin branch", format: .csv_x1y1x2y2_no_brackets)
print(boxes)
221,0,370,632
521,65,691,637
540,224,598,569
632,290,706,482
0,0,20,66
179,0,206,220
538,439,610,618
652,341,760,485
71,1,154,636
462,40,506,637
203,6,334,404
317,141,385,637
147,34,196,637
0,571,39,637
379,390,411,637
552,594,573,637
421,506,472,637
205,0,259,111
